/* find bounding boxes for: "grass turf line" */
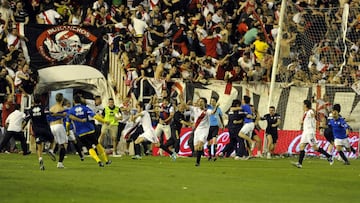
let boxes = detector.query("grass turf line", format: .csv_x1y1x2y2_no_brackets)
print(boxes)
0,154,359,203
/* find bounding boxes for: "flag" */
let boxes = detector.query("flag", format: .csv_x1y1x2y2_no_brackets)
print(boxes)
24,24,106,70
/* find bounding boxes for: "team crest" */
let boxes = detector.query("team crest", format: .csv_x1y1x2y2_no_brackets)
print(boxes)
36,26,97,64
75,106,83,114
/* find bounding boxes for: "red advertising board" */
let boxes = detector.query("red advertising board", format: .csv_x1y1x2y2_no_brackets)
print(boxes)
153,128,359,158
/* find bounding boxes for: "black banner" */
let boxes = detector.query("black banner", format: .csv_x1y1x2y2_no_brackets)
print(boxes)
24,24,107,72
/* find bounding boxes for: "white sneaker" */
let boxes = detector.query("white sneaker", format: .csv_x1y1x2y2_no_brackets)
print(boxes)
234,156,240,160
112,152,122,157
266,152,271,159
57,162,65,169
291,161,302,168
255,152,263,158
218,152,224,158
132,155,142,160
171,153,177,161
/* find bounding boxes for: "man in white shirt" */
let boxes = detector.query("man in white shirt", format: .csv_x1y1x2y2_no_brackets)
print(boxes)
131,13,148,46
132,101,159,159
93,0,109,11
189,97,218,166
0,104,30,155
212,8,224,24
292,100,334,168
37,9,62,25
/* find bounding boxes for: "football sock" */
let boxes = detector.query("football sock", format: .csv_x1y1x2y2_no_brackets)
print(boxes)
299,150,305,165
214,144,217,156
96,144,108,162
74,142,83,158
338,151,349,162
160,144,173,155
142,142,149,154
350,146,356,154
196,150,203,164
88,148,101,163
59,146,66,162
317,147,331,158
207,145,212,158
134,144,141,156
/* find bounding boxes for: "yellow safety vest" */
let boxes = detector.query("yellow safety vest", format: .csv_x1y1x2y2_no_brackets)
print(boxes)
104,106,120,126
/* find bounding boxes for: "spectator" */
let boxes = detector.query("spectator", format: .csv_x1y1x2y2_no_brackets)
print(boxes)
6,28,27,50
0,94,16,152
36,7,62,25
202,0,215,18
83,7,95,26
93,0,109,12
252,32,269,61
162,12,173,34
148,17,164,48
0,67,14,96
241,23,258,47
94,6,118,28
0,0,13,29
348,48,360,68
68,6,83,25
167,15,188,55
201,58,217,79
14,63,30,93
201,30,220,58
212,7,224,24
131,11,148,45
11,1,29,25
135,4,150,24
238,51,254,75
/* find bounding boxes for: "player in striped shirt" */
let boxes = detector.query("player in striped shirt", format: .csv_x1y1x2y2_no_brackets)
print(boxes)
292,100,333,168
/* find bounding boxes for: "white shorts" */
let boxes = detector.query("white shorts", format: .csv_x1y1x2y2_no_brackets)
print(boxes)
334,138,350,148
154,123,171,140
300,132,317,146
240,122,255,136
139,129,159,143
194,127,209,146
50,124,68,144
68,130,76,142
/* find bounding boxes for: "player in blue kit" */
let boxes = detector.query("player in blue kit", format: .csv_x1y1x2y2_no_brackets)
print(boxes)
66,95,111,167
63,99,84,161
326,104,352,165
238,96,256,152
207,97,224,161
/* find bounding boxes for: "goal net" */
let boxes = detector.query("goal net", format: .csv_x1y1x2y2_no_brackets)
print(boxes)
274,2,359,85
267,1,360,157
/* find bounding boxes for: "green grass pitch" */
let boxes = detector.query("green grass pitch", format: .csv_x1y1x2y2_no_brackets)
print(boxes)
0,154,359,203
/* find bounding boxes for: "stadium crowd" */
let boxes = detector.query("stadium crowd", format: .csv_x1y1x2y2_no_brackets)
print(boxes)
0,0,359,160
0,0,359,97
